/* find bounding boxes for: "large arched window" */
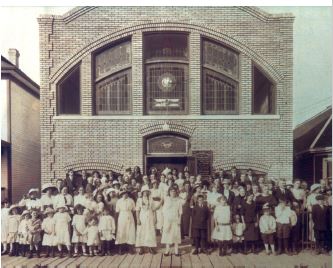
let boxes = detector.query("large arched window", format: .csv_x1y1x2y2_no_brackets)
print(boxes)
252,64,276,114
202,39,239,114
94,40,132,115
144,32,189,115
57,64,80,115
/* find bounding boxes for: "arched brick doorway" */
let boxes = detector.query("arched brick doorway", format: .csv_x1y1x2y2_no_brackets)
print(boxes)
144,133,196,175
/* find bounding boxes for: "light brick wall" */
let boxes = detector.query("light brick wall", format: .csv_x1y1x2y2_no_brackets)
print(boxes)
10,81,41,202
38,7,294,184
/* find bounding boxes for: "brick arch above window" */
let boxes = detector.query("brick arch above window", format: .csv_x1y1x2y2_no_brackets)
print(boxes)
63,159,124,174
139,121,195,138
50,21,283,85
214,160,271,174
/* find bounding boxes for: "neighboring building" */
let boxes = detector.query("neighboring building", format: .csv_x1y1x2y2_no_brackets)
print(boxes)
294,106,332,184
1,50,41,202
38,7,294,184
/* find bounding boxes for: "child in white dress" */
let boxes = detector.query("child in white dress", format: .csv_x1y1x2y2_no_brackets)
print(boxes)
83,217,100,256
1,199,10,255
7,205,21,256
17,210,30,257
212,195,233,256
54,206,72,257
232,214,245,253
98,208,116,256
42,207,56,257
72,204,88,257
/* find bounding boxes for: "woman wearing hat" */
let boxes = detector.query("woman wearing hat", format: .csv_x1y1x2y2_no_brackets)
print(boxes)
115,190,136,255
40,183,57,211
19,188,41,210
161,186,183,256
135,188,157,254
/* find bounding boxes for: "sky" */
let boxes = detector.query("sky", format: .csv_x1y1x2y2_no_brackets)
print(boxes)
0,6,332,126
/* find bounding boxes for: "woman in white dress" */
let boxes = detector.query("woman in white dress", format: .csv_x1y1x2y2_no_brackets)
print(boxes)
115,190,136,255
40,183,57,211
136,188,157,254
161,186,183,256
150,180,163,234
1,199,10,254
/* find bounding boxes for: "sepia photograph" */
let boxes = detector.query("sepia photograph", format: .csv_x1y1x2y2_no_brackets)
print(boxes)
0,3,332,267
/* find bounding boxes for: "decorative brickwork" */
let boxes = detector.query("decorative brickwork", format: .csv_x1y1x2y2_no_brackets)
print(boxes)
139,121,195,138
39,7,294,184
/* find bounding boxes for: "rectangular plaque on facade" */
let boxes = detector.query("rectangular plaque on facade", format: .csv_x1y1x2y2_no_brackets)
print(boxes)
192,150,213,178
147,135,188,155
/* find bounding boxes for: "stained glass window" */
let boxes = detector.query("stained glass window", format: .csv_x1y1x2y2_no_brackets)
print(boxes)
202,40,239,114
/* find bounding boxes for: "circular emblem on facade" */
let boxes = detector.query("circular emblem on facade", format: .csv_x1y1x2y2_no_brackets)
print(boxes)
158,73,176,92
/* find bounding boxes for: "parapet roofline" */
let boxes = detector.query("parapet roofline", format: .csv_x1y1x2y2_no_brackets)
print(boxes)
37,6,295,24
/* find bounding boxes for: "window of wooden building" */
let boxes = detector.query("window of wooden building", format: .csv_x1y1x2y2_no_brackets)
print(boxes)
144,33,189,115
94,40,132,115
252,65,276,114
202,40,239,115
57,65,80,115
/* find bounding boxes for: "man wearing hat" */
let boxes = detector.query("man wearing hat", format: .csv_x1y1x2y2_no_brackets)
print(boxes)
220,178,235,206
312,195,330,254
19,188,41,210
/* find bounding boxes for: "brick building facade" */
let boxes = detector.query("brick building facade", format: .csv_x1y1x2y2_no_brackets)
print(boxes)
1,52,40,202
38,7,294,184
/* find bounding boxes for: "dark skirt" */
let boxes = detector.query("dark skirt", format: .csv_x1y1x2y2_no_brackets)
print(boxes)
181,204,191,237
244,222,259,241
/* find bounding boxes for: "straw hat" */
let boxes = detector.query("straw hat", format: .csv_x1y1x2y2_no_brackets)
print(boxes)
42,183,57,193
119,190,130,197
8,204,20,214
310,184,321,193
44,207,55,215
21,210,30,217
28,188,39,195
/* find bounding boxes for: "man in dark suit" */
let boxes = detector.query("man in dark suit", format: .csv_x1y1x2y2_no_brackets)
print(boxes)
192,195,210,255
228,166,240,183
245,168,258,184
273,179,296,205
64,169,83,195
312,195,330,254
220,178,235,206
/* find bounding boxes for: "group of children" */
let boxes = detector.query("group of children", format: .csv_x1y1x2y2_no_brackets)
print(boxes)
1,168,332,259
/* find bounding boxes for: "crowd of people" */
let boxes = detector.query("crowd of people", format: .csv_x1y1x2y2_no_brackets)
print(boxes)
1,166,332,259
